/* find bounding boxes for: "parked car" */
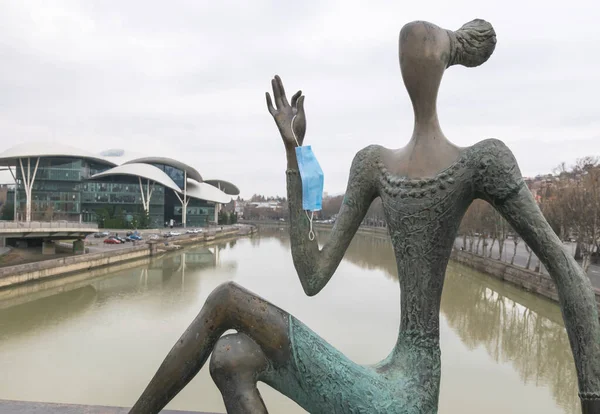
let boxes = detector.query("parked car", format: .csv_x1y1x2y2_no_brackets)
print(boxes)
186,229,201,234
149,234,160,240
126,234,143,242
104,237,121,244
108,235,126,243
93,232,104,238
168,231,181,237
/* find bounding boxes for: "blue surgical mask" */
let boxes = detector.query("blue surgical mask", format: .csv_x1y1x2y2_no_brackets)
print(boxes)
292,117,324,241
295,145,324,212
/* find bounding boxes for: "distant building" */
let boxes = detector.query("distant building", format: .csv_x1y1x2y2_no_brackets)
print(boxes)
248,201,280,210
0,143,239,228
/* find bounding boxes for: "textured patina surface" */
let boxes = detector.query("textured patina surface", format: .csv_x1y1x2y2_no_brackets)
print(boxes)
130,19,600,414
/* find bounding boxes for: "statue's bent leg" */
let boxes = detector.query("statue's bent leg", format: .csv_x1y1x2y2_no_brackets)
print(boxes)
260,316,406,414
130,281,410,414
210,333,269,413
129,281,290,414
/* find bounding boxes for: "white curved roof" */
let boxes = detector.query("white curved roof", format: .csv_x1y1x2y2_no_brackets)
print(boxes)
186,179,232,203
204,179,240,196
98,148,149,165
90,163,182,193
124,157,203,182
0,142,117,167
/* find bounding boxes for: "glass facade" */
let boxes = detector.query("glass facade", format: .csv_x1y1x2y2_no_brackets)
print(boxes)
12,157,217,228
15,158,85,220
152,164,185,188
176,198,215,227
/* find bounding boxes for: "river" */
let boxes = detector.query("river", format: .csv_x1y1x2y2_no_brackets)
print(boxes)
0,229,579,413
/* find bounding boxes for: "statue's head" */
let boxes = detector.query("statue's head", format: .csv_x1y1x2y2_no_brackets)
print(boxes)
399,19,496,116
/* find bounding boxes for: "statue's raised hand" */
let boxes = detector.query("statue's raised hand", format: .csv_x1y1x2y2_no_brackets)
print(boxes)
266,75,306,149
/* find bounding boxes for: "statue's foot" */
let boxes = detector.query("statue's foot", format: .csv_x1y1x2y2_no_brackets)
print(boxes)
210,332,269,414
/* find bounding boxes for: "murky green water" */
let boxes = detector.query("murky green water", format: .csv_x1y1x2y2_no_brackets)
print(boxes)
0,229,579,413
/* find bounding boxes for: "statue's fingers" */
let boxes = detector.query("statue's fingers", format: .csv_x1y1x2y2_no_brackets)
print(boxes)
291,90,302,108
275,75,289,107
297,95,305,115
266,92,276,115
272,78,283,109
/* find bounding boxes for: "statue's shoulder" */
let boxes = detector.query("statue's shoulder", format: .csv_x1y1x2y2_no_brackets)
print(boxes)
469,138,515,159
350,145,385,170
468,138,524,201
355,144,385,160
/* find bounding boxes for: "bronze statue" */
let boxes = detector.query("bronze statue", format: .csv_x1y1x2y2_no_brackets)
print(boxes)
130,19,600,413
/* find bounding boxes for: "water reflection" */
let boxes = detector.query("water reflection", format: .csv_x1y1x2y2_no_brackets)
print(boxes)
442,265,578,413
0,243,228,332
0,286,98,340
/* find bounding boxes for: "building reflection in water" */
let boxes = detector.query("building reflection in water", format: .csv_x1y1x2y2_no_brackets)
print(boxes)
0,286,98,340
0,243,232,338
256,228,579,414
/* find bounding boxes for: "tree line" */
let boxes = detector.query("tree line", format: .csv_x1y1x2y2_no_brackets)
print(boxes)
456,157,600,272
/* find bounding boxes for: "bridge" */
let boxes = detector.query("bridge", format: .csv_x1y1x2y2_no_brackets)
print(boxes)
0,221,98,239
0,221,99,254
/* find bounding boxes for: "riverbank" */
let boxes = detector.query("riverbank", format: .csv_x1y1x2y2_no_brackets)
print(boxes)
451,248,600,312
0,225,255,289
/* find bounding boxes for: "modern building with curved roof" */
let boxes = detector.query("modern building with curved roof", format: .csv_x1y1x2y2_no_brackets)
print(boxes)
0,142,117,168
186,179,232,203
204,179,240,196
0,143,237,228
91,163,182,194
124,157,203,183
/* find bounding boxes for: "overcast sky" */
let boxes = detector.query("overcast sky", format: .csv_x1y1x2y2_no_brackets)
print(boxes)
1,1,599,198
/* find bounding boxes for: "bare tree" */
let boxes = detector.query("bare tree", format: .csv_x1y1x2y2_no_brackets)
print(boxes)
488,236,496,258
510,235,520,265
525,244,533,270
563,157,600,273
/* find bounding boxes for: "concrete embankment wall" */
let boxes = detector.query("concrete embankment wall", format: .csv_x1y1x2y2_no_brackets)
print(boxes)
0,226,255,289
0,245,150,289
451,249,600,312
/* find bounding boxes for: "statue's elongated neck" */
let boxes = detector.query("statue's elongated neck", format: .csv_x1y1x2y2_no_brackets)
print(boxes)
410,105,446,144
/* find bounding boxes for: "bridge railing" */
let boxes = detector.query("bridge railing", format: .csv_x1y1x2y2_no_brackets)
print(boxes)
0,221,99,230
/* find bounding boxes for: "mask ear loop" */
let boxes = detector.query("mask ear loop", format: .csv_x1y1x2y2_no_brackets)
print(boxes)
291,115,316,242
291,115,300,147
307,211,315,241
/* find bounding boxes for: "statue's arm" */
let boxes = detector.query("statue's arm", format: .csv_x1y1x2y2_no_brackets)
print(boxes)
286,146,377,296
476,139,600,405
266,75,378,296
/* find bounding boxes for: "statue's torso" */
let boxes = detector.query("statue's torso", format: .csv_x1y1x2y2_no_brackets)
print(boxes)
370,139,514,341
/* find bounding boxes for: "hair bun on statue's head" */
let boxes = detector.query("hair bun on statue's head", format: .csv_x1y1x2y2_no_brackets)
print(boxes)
446,19,497,68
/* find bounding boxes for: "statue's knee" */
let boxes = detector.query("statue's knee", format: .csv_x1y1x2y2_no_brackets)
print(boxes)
210,333,268,385
206,281,241,306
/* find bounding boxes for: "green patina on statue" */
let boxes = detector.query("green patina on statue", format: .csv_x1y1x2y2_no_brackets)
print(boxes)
129,19,600,414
